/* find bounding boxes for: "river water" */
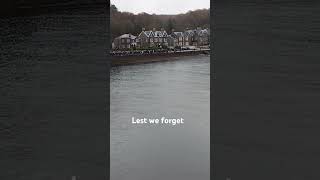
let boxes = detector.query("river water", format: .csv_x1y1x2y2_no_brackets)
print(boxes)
110,55,210,180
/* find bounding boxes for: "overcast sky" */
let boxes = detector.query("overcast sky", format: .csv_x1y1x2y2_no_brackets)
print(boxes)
111,0,210,15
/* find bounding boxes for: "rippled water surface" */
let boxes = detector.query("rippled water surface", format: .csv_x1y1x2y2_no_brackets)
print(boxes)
110,55,210,180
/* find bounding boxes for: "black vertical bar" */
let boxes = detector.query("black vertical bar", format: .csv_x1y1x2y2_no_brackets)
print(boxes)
1,2,109,180
213,0,320,179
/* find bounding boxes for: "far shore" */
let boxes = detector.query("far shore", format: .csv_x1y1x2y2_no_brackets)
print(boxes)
111,49,210,66
111,50,210,66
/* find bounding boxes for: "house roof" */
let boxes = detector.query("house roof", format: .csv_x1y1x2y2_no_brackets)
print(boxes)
198,29,209,36
143,30,154,37
172,32,184,37
184,30,195,36
154,30,168,37
140,29,168,38
117,34,136,39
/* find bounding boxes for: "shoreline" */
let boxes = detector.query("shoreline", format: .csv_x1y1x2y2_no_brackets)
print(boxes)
111,49,210,66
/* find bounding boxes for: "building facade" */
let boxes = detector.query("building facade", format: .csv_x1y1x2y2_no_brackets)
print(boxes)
113,34,136,50
170,27,210,48
112,27,210,50
183,29,195,47
170,31,184,47
137,28,168,48
196,28,210,46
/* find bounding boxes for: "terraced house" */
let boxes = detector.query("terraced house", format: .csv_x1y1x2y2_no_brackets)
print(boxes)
184,29,196,46
170,27,210,48
171,31,184,47
136,28,168,48
112,27,210,50
195,28,210,46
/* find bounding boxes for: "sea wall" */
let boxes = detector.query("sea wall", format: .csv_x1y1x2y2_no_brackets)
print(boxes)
111,50,210,66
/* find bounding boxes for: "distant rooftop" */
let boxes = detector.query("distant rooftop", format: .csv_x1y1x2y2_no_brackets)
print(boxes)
116,34,136,39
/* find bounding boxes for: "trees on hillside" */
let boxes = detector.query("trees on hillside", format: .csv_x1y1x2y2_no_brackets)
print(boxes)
110,4,210,40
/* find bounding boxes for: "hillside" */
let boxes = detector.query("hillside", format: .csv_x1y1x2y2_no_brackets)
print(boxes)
111,4,210,40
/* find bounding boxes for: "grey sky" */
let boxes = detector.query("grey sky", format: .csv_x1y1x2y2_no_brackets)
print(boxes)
111,0,210,15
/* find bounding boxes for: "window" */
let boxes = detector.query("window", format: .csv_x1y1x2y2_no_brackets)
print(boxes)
155,38,158,42
127,39,130,43
121,39,125,43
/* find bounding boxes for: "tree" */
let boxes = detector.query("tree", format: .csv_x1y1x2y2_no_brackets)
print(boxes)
110,4,210,39
166,18,176,33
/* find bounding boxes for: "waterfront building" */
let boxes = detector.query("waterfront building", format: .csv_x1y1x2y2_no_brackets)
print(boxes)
171,31,184,47
171,27,210,48
183,29,195,46
154,28,169,47
112,27,210,50
113,34,136,50
137,28,168,48
196,28,210,46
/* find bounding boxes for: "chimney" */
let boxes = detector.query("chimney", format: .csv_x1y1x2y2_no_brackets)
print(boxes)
171,29,175,33
142,27,145,31
152,28,156,32
160,27,164,31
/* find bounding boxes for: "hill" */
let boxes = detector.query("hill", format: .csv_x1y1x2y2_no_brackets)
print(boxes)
111,4,210,40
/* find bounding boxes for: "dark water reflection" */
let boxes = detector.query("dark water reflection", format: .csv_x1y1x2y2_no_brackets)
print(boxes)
110,56,210,180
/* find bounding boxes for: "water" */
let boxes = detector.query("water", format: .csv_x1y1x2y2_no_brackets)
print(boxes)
110,55,210,180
